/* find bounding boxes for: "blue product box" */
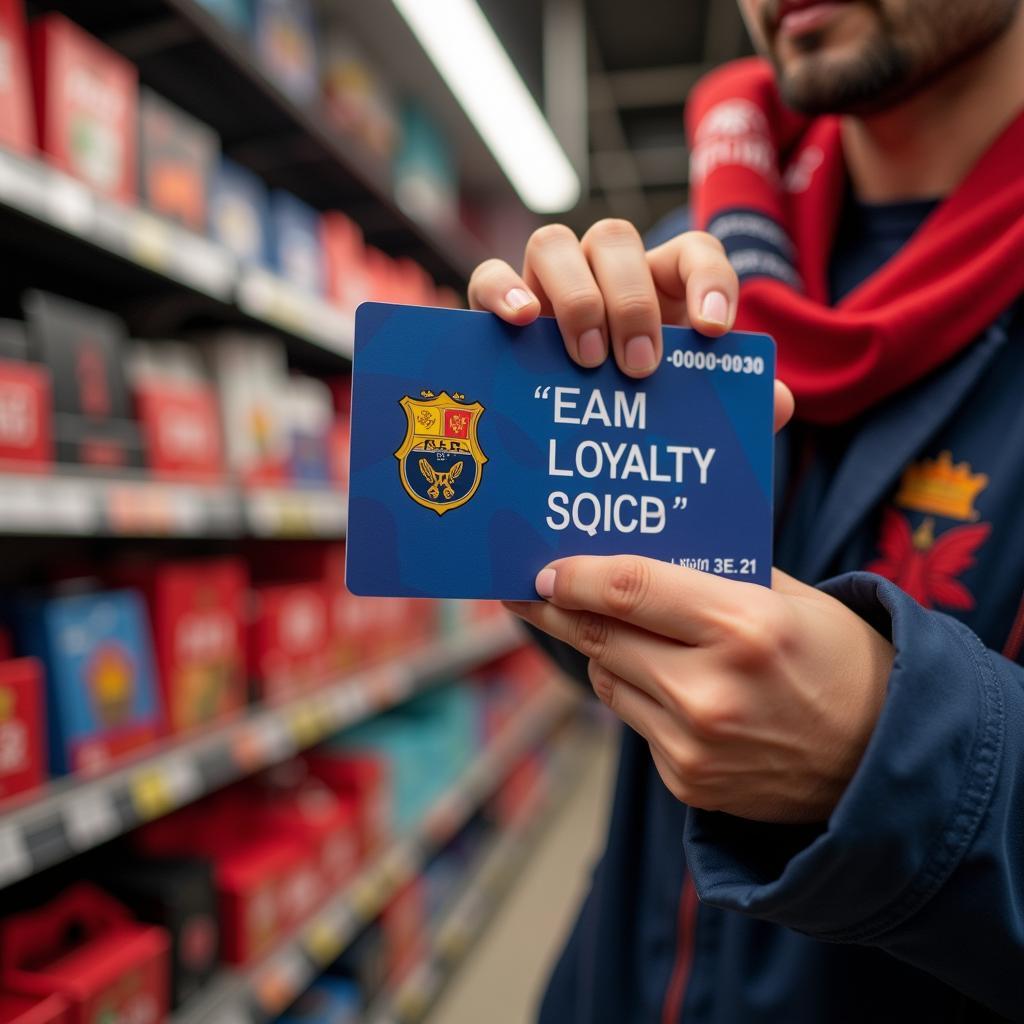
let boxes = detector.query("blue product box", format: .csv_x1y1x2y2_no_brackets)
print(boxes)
270,190,325,295
275,977,360,1023
17,589,162,775
209,157,271,266
253,0,318,104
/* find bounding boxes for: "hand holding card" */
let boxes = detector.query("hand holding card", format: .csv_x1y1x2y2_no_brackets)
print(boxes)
345,303,775,600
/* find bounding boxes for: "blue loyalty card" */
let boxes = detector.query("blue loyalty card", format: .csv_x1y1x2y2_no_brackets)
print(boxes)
346,302,775,600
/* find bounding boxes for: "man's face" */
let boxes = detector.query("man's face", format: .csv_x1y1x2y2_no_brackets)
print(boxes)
737,0,1020,114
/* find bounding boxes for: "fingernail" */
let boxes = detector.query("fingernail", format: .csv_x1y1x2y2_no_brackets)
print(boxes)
625,335,657,371
578,328,605,367
701,291,729,326
535,567,556,598
505,287,533,312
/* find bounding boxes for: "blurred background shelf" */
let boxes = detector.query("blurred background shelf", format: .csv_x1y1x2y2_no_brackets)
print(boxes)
0,469,351,539
170,682,579,1024
0,614,525,892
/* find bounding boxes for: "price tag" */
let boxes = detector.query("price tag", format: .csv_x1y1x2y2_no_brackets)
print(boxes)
350,872,387,919
64,786,120,850
129,211,173,271
304,920,342,964
131,769,174,821
287,705,322,747
0,823,31,887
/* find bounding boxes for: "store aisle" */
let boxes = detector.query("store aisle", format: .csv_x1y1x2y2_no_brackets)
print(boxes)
428,711,619,1024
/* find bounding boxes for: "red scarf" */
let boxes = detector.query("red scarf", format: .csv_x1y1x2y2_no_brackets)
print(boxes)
685,58,1024,424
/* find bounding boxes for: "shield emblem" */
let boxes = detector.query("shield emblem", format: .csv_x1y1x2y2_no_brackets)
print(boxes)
394,391,487,515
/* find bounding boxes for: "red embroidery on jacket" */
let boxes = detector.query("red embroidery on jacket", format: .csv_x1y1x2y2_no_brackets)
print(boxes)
866,510,990,611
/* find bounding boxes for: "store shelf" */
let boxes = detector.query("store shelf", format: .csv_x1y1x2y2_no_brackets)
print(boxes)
41,0,488,289
170,683,579,1024
0,469,352,539
364,732,586,1024
0,614,525,893
0,147,355,360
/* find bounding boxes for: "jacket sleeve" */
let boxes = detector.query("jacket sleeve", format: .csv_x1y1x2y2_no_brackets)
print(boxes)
682,571,1024,1020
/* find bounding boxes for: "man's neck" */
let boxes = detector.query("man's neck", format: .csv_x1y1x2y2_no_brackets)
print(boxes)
841,8,1024,202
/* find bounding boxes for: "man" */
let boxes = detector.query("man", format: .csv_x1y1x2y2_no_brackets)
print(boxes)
468,0,1024,1021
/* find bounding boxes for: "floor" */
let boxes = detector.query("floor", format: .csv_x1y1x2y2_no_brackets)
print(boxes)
428,714,619,1024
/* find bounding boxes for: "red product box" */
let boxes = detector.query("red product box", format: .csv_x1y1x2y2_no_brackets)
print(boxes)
380,878,425,984
0,992,69,1024
363,247,399,302
134,381,224,481
248,583,330,702
116,559,247,735
0,0,34,155
30,14,137,202
0,885,169,1024
0,361,52,468
321,211,368,313
0,658,45,803
303,752,391,857
252,783,361,896
492,751,545,827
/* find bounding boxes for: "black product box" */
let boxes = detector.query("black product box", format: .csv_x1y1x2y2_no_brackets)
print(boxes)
0,319,29,361
95,856,221,1009
23,291,145,468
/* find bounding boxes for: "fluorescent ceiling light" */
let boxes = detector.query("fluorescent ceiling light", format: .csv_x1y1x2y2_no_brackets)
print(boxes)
391,0,581,213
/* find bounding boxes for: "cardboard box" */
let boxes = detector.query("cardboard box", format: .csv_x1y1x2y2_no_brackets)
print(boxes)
0,361,52,467
17,589,162,776
303,752,391,857
0,885,169,1024
134,379,224,480
208,157,270,266
269,191,324,295
30,14,136,202
94,858,219,1010
0,993,69,1024
0,658,45,803
0,0,34,155
23,292,143,470
117,559,247,735
248,583,330,701
138,88,218,231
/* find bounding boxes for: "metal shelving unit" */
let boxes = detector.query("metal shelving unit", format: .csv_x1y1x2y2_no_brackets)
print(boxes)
169,683,578,1024
0,615,525,892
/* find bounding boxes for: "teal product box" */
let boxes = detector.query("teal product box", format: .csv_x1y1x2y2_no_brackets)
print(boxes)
394,101,457,227
209,157,270,266
270,190,325,295
195,0,251,31
17,589,163,775
275,977,359,1023
252,0,318,104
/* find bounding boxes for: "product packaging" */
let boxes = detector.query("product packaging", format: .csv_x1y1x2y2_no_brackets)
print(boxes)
22,292,144,469
0,992,69,1024
0,884,169,1024
30,14,137,201
115,559,247,735
0,361,52,468
138,88,219,231
252,0,318,103
320,212,368,315
94,858,219,1010
0,658,45,802
208,157,270,266
0,0,34,155
273,977,359,1024
17,589,162,775
269,191,325,295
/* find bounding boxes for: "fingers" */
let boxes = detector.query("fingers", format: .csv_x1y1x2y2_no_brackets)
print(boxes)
648,232,738,337
524,225,608,368
534,554,742,646
506,597,684,708
774,380,795,433
467,258,541,325
581,220,662,377
587,660,675,748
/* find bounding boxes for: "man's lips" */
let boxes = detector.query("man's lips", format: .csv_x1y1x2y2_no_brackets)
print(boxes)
774,0,854,37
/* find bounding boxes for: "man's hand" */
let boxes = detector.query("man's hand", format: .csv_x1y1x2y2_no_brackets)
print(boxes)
468,221,794,428
507,558,894,824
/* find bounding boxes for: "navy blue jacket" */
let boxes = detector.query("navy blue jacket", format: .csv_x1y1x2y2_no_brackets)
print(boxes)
533,261,1024,1017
